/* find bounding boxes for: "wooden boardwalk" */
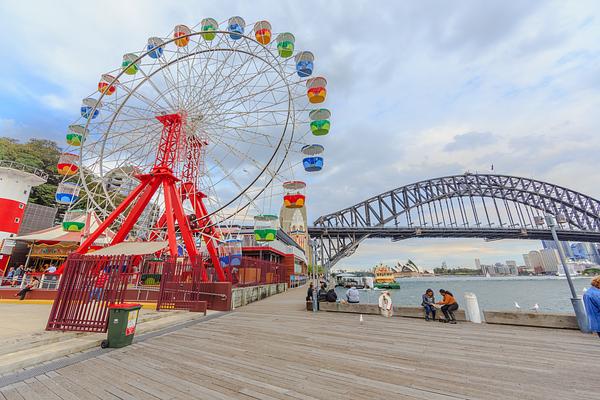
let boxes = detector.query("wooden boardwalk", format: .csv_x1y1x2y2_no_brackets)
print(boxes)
1,286,599,399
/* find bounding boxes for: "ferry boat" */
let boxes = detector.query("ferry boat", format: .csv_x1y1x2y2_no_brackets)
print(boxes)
373,264,400,289
335,273,374,289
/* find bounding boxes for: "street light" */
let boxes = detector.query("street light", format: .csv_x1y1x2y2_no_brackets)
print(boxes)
538,214,589,333
309,239,318,312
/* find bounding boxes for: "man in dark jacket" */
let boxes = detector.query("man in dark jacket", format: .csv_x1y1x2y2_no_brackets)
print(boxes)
318,283,328,301
306,282,314,301
326,288,337,302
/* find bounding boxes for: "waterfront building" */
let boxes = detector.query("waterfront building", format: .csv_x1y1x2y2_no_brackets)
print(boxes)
570,242,600,264
589,243,600,264
506,260,518,275
527,250,544,274
390,261,422,277
542,239,573,259
477,259,518,276
522,253,531,269
540,248,560,274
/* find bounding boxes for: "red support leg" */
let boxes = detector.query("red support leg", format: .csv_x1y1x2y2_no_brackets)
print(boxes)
182,182,225,281
76,177,150,254
110,176,162,245
162,180,179,257
72,113,230,285
148,212,166,242
166,180,211,281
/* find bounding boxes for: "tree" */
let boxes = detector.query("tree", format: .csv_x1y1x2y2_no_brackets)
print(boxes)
307,264,325,275
0,137,61,207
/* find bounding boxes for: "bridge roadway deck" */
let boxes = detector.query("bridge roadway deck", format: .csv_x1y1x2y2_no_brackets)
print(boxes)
2,287,598,400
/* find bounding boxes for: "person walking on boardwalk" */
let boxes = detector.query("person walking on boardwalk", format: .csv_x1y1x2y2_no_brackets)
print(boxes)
583,276,600,338
422,289,436,321
437,289,459,324
378,290,393,317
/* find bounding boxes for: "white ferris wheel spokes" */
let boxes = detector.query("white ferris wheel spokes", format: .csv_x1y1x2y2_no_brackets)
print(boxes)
56,17,333,272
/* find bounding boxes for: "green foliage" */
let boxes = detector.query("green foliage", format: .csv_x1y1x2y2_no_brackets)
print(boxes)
433,267,481,275
29,183,58,206
582,268,600,276
307,264,324,274
0,137,62,207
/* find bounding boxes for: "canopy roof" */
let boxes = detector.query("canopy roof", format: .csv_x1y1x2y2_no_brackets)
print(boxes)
14,211,114,245
90,241,168,256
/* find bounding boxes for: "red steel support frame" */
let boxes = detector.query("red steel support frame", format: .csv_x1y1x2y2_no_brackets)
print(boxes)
72,113,225,281
147,135,226,281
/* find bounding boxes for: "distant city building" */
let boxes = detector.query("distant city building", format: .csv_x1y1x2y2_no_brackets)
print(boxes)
476,258,517,276
522,253,531,269
506,260,518,275
570,242,600,264
542,240,573,259
540,248,560,274
105,166,141,197
527,250,544,274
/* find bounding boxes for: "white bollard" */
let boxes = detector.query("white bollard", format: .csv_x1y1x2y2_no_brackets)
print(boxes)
463,292,482,323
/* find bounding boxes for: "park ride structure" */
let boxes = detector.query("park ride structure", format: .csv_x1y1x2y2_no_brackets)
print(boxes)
54,16,333,281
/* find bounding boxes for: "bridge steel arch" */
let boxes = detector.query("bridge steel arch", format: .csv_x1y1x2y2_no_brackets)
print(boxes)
309,173,600,267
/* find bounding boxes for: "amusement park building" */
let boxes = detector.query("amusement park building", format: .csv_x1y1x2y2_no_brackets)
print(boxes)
222,227,308,286
0,161,47,273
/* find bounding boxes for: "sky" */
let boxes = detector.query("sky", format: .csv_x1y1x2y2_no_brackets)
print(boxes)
1,1,600,270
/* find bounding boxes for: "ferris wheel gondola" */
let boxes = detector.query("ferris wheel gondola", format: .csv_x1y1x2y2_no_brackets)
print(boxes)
301,144,324,172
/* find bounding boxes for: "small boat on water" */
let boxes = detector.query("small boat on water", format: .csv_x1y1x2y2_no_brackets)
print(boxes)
374,282,400,290
335,273,374,289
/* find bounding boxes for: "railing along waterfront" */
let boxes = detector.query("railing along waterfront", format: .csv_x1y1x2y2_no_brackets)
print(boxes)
0,160,48,180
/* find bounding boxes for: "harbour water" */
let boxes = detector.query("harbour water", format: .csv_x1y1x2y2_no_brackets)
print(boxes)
334,276,593,313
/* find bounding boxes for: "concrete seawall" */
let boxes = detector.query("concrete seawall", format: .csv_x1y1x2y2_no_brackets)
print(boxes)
483,310,578,329
318,302,579,329
232,283,287,309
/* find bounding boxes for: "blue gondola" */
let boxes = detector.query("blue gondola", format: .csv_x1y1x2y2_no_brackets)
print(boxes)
303,156,324,172
228,17,245,40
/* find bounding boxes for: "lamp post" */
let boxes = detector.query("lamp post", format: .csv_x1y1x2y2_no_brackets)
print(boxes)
309,239,318,312
539,214,589,333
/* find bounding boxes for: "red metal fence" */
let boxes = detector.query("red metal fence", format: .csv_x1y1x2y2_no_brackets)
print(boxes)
46,254,135,332
156,257,205,311
46,254,284,329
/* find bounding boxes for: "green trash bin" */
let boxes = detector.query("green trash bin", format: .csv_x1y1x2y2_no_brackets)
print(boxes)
101,303,142,349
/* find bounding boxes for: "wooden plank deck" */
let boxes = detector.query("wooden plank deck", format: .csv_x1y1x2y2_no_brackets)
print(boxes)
2,286,599,399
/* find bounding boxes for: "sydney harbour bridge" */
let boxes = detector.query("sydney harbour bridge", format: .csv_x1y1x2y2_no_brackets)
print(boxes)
308,173,600,267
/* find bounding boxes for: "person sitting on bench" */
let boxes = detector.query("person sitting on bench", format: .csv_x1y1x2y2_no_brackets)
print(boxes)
15,277,40,300
437,289,458,324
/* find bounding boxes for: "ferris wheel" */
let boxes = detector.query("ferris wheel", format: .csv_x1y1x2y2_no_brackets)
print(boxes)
55,17,332,279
